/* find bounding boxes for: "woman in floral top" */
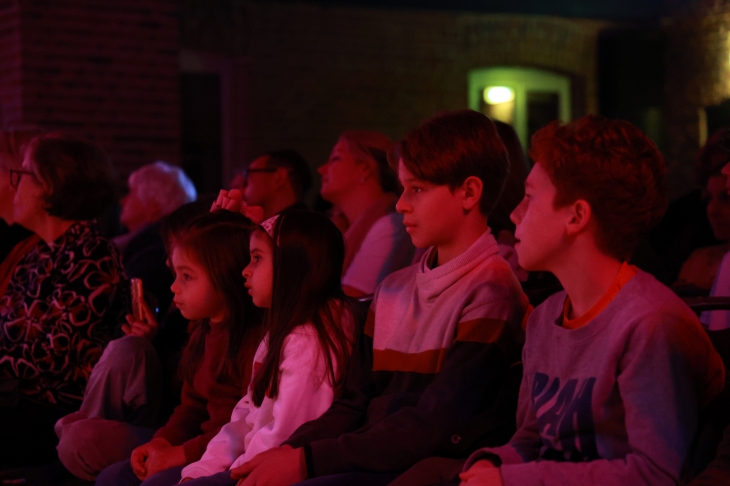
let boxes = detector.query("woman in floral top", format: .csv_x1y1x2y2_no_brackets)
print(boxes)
0,132,127,467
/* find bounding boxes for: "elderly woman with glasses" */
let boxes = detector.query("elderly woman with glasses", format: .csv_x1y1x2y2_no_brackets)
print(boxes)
0,131,128,468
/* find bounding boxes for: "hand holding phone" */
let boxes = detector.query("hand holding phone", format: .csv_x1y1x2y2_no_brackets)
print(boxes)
123,278,159,340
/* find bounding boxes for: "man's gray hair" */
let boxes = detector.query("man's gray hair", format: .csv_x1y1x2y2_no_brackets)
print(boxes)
128,161,197,216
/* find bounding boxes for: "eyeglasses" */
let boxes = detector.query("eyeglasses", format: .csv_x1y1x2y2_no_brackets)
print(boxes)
9,169,36,189
242,166,277,179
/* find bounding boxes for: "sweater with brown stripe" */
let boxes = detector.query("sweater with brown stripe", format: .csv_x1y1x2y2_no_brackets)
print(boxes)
285,229,529,477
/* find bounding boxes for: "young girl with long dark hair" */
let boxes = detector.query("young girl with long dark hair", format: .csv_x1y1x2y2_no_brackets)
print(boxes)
175,208,355,485
97,210,264,486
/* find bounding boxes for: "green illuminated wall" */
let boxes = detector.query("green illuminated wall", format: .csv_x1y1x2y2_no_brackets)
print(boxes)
468,67,571,148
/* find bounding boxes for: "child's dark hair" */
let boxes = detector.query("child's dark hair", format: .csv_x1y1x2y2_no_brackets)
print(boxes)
530,115,667,261
176,210,264,384
159,198,217,255
389,109,509,216
251,208,354,406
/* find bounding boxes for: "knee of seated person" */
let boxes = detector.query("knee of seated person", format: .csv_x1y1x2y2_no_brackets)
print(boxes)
102,335,158,368
96,459,137,486
57,419,103,480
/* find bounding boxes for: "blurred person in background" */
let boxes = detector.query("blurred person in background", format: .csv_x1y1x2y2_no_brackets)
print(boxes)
490,121,529,282
113,161,197,317
674,128,730,296
239,150,311,219
318,130,414,296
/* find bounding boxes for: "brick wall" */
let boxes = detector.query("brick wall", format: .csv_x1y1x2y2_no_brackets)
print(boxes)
0,0,181,177
0,0,23,126
0,1,613,187
181,1,606,183
664,2,730,196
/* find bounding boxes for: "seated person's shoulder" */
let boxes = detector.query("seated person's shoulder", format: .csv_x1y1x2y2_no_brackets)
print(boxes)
464,254,525,300
630,270,697,320
675,243,730,293
604,271,705,343
89,235,124,261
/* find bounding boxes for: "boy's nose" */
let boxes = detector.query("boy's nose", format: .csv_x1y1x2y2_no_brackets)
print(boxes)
510,202,525,224
395,194,409,214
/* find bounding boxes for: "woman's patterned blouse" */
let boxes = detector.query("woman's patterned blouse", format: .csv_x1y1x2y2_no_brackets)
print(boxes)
0,220,128,406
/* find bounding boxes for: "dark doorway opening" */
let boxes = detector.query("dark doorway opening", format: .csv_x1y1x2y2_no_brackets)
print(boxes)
180,73,222,196
706,99,730,136
527,92,559,146
598,27,666,151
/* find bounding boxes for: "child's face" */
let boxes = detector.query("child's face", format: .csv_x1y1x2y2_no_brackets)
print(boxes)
510,163,573,272
396,160,465,249
242,230,274,308
170,246,227,323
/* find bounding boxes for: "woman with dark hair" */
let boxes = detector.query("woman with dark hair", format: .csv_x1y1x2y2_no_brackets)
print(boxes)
318,131,414,296
0,132,127,467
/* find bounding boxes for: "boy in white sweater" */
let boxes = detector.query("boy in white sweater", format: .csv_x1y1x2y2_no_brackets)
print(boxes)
230,110,529,486
460,115,725,486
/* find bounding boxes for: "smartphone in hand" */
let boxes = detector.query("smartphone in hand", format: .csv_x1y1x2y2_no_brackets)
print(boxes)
131,278,145,321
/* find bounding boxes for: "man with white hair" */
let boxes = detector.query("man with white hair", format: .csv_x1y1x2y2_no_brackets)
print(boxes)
113,161,197,316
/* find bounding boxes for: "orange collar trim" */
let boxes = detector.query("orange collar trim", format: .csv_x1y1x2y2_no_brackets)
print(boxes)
562,262,638,330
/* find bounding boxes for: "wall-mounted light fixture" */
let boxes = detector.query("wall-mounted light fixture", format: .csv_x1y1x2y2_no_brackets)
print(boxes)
484,86,515,104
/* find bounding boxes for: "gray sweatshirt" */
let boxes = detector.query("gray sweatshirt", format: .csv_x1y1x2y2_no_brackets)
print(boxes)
465,269,725,486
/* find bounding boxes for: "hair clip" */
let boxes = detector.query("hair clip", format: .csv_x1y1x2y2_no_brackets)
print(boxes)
260,215,279,241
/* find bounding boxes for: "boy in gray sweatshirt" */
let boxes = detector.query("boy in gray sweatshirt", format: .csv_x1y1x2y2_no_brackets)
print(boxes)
460,116,725,486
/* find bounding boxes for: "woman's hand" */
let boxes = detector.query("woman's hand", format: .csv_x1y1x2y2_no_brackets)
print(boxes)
130,437,186,480
121,298,159,341
459,460,504,486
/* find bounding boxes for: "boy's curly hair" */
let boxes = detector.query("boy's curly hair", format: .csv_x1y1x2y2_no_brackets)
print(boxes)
530,115,667,261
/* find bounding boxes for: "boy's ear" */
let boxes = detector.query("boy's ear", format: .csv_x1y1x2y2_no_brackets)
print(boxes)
566,199,592,235
461,176,483,211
